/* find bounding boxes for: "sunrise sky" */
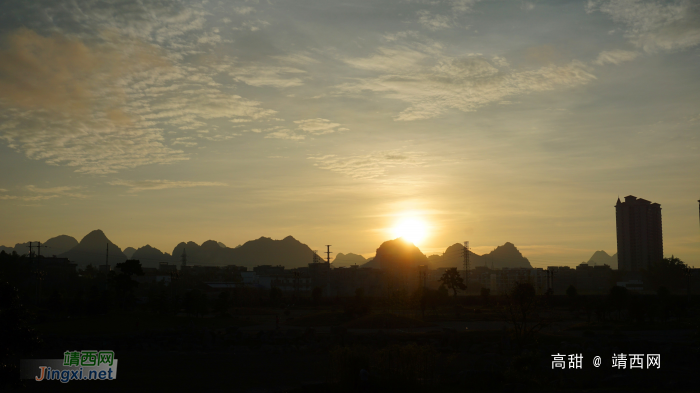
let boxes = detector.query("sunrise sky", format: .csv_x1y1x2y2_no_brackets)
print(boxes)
1,0,699,267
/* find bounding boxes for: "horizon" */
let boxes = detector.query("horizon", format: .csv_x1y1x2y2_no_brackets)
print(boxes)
1,228,622,269
1,1,699,268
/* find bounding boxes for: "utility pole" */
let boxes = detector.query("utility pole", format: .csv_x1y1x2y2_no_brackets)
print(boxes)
463,241,470,289
26,242,34,262
325,245,332,296
36,241,48,258
105,243,109,271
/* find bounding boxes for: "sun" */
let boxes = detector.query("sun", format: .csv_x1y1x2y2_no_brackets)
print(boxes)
392,217,428,245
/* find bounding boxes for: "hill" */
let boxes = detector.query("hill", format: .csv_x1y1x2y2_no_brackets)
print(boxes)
587,250,617,269
332,253,367,268
170,236,318,269
43,235,79,256
428,242,532,269
123,247,137,259
132,245,171,268
362,238,428,269
58,229,127,267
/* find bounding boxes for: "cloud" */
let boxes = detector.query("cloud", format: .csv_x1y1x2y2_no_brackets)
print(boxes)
417,11,453,30
229,64,306,88
172,137,198,147
587,0,700,53
308,151,427,180
108,179,227,192
521,2,535,11
0,185,87,201
294,119,346,135
593,49,640,65
265,129,306,140
339,48,596,120
0,2,280,174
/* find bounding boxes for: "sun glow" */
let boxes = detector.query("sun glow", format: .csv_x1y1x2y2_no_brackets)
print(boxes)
391,217,428,246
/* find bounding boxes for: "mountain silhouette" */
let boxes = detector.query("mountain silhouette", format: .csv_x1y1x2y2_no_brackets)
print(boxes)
332,252,367,268
58,229,127,267
587,250,617,269
169,236,318,269
43,235,79,256
2,235,78,256
362,238,428,269
132,245,170,268
480,242,532,269
123,247,137,259
423,242,532,269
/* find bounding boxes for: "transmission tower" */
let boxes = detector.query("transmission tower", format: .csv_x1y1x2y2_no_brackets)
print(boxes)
325,245,332,264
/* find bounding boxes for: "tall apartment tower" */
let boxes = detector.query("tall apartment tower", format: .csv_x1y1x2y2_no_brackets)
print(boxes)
615,195,663,271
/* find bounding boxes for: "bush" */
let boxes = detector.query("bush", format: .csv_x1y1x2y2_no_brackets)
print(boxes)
330,343,444,390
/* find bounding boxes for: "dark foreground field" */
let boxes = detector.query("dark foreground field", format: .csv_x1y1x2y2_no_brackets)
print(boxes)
11,303,700,393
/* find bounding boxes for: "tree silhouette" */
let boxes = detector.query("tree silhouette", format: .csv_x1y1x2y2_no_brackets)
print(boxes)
113,259,144,308
438,268,466,298
504,282,547,348
644,256,687,293
608,285,629,320
480,287,490,305
0,281,42,389
312,286,323,304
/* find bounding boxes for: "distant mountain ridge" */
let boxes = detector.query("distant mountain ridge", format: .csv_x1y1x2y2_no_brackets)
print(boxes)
332,253,367,268
424,241,533,269
58,230,126,267
170,236,318,269
3,230,540,271
587,250,617,269
0,235,79,257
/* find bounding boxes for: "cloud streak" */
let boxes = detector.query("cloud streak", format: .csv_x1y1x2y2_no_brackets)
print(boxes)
587,0,700,53
308,150,428,180
108,179,227,192
339,47,596,120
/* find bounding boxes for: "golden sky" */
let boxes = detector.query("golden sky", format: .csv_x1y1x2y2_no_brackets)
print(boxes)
1,0,699,267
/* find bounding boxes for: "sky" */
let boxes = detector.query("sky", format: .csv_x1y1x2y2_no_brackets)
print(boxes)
0,0,699,268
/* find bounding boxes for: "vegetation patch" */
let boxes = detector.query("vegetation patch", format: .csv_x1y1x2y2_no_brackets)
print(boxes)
344,313,434,329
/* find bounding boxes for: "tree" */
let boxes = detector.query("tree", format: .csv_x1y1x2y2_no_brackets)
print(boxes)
566,285,578,299
0,281,42,389
480,287,490,305
608,285,629,320
184,289,208,317
644,256,688,293
438,268,467,298
270,287,283,304
504,282,547,348
312,286,323,304
215,291,230,315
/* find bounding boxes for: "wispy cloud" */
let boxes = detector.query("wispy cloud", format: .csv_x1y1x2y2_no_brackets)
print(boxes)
0,185,87,201
108,179,227,192
417,11,454,31
587,0,700,53
593,49,640,65
0,2,279,174
294,119,347,135
339,47,596,120
308,150,428,180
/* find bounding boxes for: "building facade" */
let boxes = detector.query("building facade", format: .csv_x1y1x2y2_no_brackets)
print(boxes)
615,195,663,272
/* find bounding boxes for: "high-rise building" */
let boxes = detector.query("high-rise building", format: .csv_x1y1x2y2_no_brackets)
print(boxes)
615,195,663,271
